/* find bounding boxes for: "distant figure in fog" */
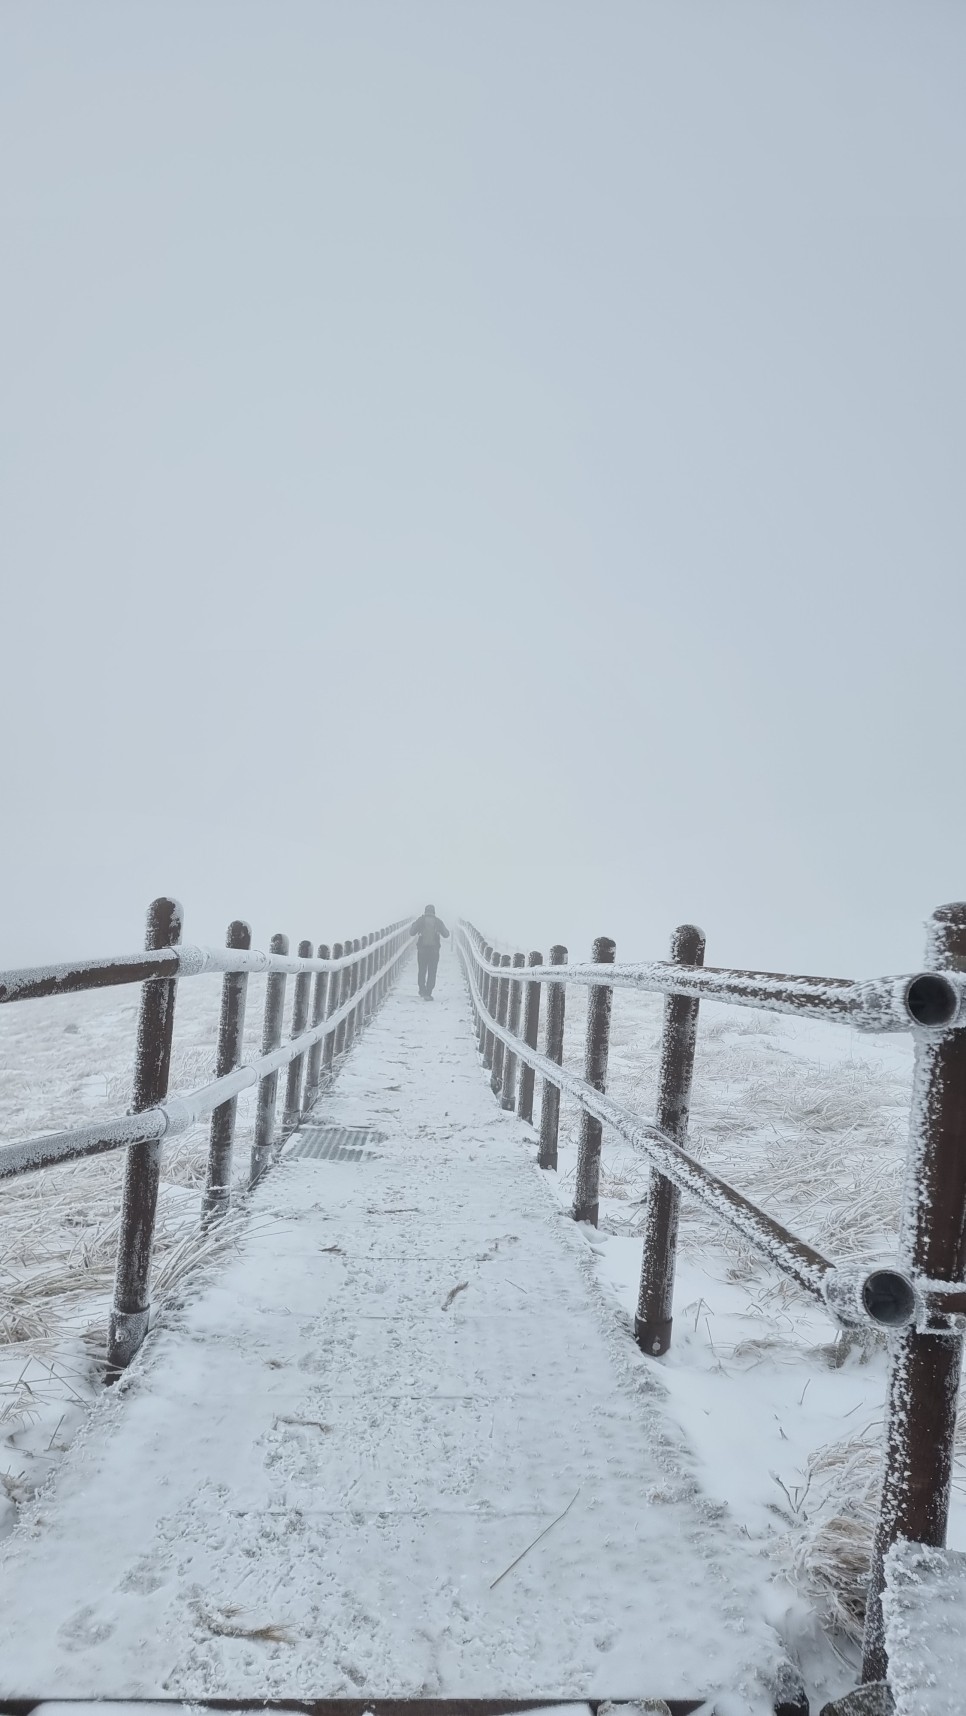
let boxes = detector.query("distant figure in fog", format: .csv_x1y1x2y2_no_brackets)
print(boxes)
410,905,449,999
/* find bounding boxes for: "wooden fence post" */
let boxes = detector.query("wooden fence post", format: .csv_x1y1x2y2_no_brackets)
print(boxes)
538,944,567,1170
517,950,543,1123
634,924,706,1355
301,945,330,1116
480,947,494,1050
282,939,314,1133
324,942,343,1070
861,901,966,1684
379,930,388,1004
335,942,352,1057
572,936,616,1225
482,948,498,1070
106,896,183,1375
501,952,526,1109
490,953,512,1094
250,932,289,1187
201,918,251,1227
346,937,363,1047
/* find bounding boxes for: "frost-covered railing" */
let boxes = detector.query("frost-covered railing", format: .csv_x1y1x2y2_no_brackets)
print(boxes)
456,908,966,1694
0,898,413,1373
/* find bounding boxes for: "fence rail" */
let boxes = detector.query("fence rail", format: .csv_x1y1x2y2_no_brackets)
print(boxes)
0,926,407,1006
0,899,414,1374
456,906,966,1694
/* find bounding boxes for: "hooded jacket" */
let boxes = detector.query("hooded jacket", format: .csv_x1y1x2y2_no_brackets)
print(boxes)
411,911,449,948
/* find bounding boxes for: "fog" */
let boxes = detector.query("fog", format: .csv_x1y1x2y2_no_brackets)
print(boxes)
3,2,964,979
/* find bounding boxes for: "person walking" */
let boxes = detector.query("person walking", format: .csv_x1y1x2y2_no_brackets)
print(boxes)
410,905,449,998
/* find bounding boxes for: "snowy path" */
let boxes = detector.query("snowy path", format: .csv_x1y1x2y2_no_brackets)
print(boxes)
0,953,791,1709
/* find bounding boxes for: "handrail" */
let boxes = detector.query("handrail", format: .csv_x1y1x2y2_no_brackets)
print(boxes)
457,906,966,1694
459,920,962,1325
0,939,411,1180
456,935,963,1035
459,931,838,1301
0,921,412,1005
0,897,416,1380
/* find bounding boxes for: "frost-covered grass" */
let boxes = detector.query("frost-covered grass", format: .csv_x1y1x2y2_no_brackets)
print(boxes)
0,969,305,1530
552,985,966,1681
3,955,965,1699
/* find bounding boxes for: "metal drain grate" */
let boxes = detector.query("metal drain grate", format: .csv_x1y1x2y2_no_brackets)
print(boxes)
286,1125,388,1162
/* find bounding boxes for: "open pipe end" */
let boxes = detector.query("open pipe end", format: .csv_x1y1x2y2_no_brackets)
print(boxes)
904,972,960,1029
861,1269,919,1329
824,1265,921,1330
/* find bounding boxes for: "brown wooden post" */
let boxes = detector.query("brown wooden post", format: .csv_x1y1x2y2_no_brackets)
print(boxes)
572,936,616,1225
490,953,512,1095
381,928,393,1002
379,928,390,1003
334,941,352,1056
344,940,358,1049
377,933,389,1009
479,943,493,1058
634,924,706,1355
282,939,313,1133
482,947,498,1069
501,952,527,1109
346,937,360,1039
250,932,289,1186
357,935,369,1027
538,944,567,1170
861,901,966,1685
202,918,251,1227
301,945,330,1116
345,937,362,1048
107,896,183,1375
473,937,487,1050
517,950,543,1123
323,942,343,1070
355,936,366,1029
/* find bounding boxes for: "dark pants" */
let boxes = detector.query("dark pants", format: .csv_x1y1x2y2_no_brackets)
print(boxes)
417,944,440,994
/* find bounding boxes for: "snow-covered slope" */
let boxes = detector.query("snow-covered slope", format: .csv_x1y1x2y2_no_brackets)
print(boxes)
1,937,961,1710
0,955,794,1711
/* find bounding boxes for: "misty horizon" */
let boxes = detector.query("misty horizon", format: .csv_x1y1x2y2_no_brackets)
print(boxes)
3,1,965,981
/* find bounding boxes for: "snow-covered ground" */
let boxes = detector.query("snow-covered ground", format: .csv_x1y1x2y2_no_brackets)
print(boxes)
1,953,797,1711
1,933,962,1709
0,964,295,1525
550,977,965,1702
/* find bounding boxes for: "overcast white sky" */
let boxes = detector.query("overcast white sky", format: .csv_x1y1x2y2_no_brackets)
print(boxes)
2,1,964,978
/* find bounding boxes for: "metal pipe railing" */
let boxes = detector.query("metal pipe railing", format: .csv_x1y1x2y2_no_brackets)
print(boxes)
457,906,966,1699
2,899,414,1378
0,923,410,1006
458,927,838,1301
456,950,963,1035
2,928,413,1183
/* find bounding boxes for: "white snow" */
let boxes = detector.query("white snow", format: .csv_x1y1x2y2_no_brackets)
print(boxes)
882,1542,966,1716
0,953,794,1710
2,933,964,1710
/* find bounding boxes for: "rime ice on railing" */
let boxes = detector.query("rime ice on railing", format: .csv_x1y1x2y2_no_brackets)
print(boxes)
456,906,966,1697
0,903,415,1379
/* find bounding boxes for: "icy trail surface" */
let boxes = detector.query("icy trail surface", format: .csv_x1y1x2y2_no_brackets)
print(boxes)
0,956,790,1707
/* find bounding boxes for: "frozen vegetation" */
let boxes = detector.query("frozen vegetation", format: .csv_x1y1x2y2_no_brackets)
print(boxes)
0,946,962,1704
554,984,965,1688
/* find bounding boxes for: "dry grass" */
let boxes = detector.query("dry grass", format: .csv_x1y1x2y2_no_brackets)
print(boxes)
0,973,288,1507
0,961,951,1657
552,984,939,1646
